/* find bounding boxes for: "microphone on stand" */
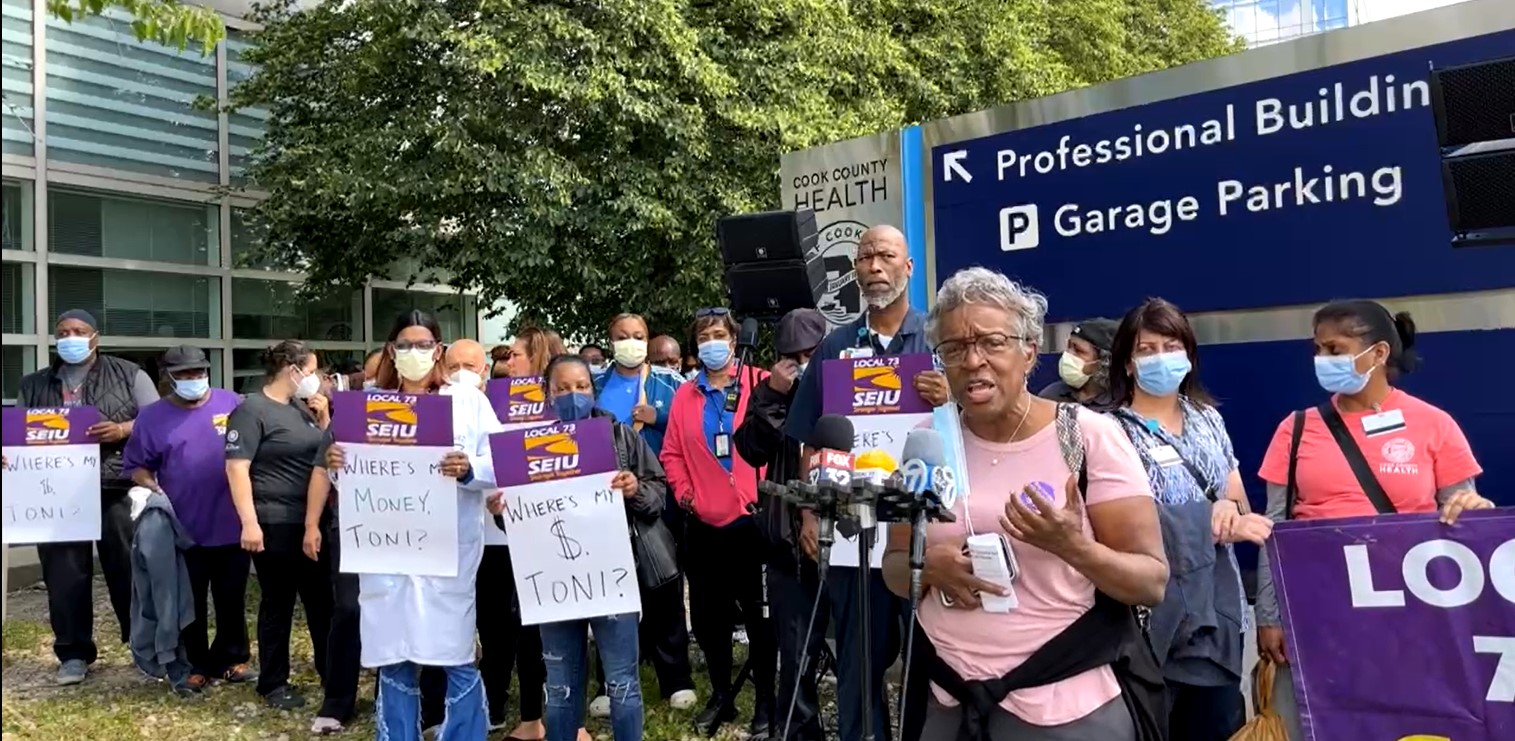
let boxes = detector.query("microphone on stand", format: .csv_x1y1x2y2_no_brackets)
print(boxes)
805,414,855,581
898,429,954,608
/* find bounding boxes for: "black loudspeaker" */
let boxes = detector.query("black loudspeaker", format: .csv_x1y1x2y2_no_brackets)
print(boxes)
1430,56,1515,148
1430,54,1515,247
717,210,826,318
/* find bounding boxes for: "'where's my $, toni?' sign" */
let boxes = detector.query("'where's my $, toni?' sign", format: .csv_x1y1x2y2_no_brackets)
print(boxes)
1,406,103,544
490,417,640,625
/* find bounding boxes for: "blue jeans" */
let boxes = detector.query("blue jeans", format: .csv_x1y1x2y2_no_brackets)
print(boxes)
828,566,907,741
540,613,642,741
375,662,486,741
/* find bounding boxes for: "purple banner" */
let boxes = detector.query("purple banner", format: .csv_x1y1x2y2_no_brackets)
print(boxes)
490,416,617,487
1268,509,1515,741
821,353,934,416
485,376,556,426
329,391,453,446
1,406,101,446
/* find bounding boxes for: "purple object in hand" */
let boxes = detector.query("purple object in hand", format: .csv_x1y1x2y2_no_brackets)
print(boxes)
1018,480,1056,513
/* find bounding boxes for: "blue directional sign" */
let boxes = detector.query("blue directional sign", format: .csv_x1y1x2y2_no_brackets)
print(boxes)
931,30,1515,322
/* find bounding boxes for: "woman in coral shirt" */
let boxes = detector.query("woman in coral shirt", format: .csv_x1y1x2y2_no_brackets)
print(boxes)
1253,299,1493,739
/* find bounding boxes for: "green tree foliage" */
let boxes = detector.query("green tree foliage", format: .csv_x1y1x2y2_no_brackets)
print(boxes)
232,0,1241,340
47,0,225,51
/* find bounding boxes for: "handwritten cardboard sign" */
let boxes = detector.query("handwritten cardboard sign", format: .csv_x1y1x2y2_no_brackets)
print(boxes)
1,406,103,544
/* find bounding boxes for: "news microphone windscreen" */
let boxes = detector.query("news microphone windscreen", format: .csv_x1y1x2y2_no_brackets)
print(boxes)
854,448,898,473
738,317,760,348
901,428,947,467
809,414,855,452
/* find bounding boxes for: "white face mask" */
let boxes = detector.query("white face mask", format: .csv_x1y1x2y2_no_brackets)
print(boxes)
1058,352,1091,389
294,369,321,399
448,368,484,390
395,349,437,382
612,339,648,368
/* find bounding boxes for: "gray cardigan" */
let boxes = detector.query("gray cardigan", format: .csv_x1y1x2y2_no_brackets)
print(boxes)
129,492,196,681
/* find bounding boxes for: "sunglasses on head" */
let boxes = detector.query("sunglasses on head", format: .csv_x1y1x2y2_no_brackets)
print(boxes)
695,307,731,318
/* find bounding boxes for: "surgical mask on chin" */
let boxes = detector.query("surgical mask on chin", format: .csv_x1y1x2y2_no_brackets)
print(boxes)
395,349,436,382
362,379,378,390
449,368,484,390
612,339,648,368
1134,351,1192,397
1314,350,1374,395
589,363,606,375
57,336,94,365
1058,352,1091,389
294,370,321,399
174,378,210,400
698,340,732,370
552,392,595,421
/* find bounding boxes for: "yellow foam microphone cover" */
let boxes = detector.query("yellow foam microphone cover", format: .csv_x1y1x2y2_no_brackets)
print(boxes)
854,448,898,484
1398,736,1451,741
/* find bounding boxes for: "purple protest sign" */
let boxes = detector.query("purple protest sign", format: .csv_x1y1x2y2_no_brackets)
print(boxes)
1,406,101,446
329,391,453,446
1268,509,1515,741
485,377,557,426
490,416,617,487
820,353,934,416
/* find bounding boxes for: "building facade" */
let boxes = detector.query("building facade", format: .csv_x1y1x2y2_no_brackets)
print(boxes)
1213,0,1364,46
1,0,481,402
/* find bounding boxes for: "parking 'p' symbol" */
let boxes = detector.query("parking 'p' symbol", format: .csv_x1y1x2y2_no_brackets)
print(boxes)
999,205,1040,251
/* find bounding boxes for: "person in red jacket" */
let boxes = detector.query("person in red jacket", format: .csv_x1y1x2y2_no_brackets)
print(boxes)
660,307,776,737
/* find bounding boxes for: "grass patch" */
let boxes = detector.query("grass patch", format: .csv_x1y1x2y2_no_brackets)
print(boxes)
2,582,769,740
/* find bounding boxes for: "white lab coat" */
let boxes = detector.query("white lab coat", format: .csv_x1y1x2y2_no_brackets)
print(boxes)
357,384,504,668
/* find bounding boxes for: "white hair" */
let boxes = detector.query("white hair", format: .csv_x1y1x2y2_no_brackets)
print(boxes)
925,267,1049,349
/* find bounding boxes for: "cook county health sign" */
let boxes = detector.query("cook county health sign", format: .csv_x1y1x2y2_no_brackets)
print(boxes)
1267,510,1514,740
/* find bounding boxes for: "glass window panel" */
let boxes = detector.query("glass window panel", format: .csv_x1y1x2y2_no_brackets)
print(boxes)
95,346,223,392
225,29,267,187
371,289,477,344
2,179,31,251
232,347,362,394
231,278,361,341
48,188,218,265
44,6,218,182
1,0,33,157
2,343,36,400
48,265,220,339
230,207,278,270
2,260,34,333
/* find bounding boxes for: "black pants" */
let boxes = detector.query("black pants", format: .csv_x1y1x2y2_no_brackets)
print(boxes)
182,544,251,676
768,560,829,741
1166,679,1246,741
38,488,134,664
591,574,695,700
252,530,334,696
319,515,364,722
422,544,547,729
686,517,776,712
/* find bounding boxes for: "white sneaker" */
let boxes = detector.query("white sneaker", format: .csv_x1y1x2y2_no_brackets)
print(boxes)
589,695,611,718
669,689,699,710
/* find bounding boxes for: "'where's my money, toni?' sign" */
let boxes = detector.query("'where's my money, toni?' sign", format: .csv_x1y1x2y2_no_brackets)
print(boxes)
490,417,640,625
1,406,102,544
330,392,459,577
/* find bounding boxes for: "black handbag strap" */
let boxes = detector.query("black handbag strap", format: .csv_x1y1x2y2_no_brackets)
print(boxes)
1285,410,1305,520
1316,403,1398,515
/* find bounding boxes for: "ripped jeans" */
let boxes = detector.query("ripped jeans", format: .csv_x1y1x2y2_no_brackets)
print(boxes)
375,661,486,741
539,613,642,741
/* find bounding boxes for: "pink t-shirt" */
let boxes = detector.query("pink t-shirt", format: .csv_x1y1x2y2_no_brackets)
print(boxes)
1257,389,1482,521
916,410,1155,726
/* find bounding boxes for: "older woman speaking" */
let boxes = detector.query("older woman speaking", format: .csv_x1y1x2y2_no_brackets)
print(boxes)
882,267,1169,741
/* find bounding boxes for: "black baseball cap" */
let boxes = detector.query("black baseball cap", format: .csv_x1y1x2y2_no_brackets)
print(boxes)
1070,318,1118,354
162,345,211,373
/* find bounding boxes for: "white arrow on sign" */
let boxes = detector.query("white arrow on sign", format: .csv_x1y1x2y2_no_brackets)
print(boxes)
943,150,972,183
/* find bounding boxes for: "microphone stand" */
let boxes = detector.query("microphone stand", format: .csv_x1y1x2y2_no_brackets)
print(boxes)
899,502,930,738
856,520,877,741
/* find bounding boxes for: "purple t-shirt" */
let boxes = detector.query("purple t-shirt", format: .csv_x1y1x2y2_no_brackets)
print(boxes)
121,389,243,547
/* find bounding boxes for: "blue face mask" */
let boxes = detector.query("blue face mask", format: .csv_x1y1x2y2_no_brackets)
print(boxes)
1134,351,1191,397
1314,348,1375,395
551,392,595,421
698,340,732,370
174,378,210,400
57,336,93,365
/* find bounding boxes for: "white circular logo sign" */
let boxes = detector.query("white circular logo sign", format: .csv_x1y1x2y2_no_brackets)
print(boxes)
810,219,869,327
1381,438,1415,464
226,429,239,444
